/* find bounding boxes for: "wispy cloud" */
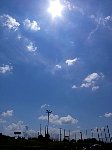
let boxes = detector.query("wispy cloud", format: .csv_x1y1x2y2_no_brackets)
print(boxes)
23,18,40,31
0,64,13,74
64,0,84,15
88,15,112,39
104,16,112,22
41,104,47,109
72,85,78,89
80,72,104,91
92,86,99,91
38,114,78,125
16,35,38,54
55,64,62,69
65,58,78,66
104,112,112,118
26,41,37,53
88,15,102,40
103,15,112,31
88,22,100,40
0,14,20,31
17,34,22,40
1,110,14,117
41,104,50,109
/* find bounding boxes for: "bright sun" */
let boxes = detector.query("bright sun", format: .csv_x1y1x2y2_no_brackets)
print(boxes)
48,0,64,19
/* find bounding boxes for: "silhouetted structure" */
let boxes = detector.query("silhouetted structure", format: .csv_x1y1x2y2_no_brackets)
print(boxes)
0,132,112,150
46,110,52,125
60,128,62,141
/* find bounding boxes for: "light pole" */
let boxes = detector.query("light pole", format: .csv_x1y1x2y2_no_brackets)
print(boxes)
46,110,52,135
46,110,52,125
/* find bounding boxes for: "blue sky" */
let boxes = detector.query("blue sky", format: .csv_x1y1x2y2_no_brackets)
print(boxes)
0,0,112,138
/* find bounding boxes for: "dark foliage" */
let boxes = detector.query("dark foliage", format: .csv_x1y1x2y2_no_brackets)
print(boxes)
0,133,112,150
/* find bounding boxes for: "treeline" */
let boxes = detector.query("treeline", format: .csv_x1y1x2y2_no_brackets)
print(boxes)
0,133,112,150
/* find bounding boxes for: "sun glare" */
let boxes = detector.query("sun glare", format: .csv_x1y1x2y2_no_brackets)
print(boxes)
48,0,64,19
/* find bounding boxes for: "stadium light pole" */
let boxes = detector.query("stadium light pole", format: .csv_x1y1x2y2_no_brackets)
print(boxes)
46,110,52,125
46,110,52,136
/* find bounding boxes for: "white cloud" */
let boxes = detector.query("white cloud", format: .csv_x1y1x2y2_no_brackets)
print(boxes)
2,110,14,117
4,121,26,136
81,72,104,91
92,86,99,91
0,64,13,74
104,112,112,118
104,16,112,22
25,129,38,138
23,18,40,31
56,64,62,69
84,73,100,83
0,14,20,31
48,127,60,139
72,85,78,89
38,114,78,125
49,114,61,125
17,34,22,40
81,82,92,88
26,42,37,52
60,115,78,124
41,104,47,109
65,58,78,66
4,121,39,138
38,115,48,121
41,104,50,109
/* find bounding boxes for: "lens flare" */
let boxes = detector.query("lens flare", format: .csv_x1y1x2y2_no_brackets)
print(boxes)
48,0,64,19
